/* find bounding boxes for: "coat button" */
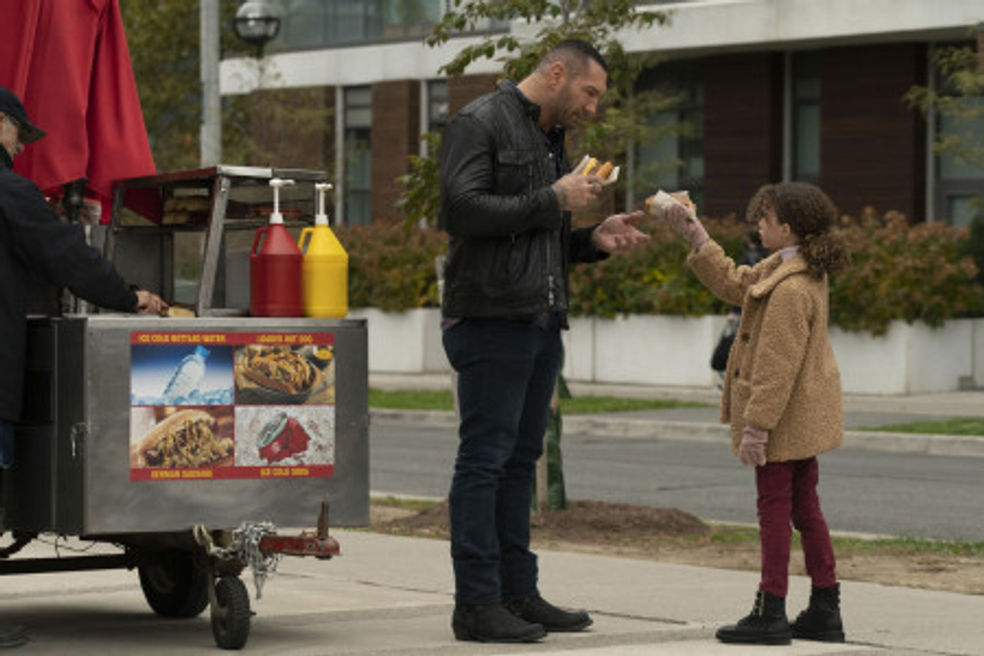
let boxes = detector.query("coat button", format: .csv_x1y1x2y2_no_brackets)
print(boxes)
741,332,750,342
734,368,740,378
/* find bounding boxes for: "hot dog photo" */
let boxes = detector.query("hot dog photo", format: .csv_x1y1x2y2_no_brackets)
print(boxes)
130,406,235,469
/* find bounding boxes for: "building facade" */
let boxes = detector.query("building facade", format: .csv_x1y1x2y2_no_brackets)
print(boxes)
220,0,984,226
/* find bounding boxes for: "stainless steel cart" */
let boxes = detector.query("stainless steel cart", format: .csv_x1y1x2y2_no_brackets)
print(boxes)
3,167,367,649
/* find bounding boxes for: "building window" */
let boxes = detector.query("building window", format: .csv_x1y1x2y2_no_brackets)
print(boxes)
344,86,372,225
427,79,449,133
791,51,821,184
634,61,704,207
932,42,984,226
267,1,506,53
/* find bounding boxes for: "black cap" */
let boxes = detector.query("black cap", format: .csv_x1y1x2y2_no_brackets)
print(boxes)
0,87,46,144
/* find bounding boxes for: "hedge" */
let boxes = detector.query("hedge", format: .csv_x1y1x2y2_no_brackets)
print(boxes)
335,210,984,335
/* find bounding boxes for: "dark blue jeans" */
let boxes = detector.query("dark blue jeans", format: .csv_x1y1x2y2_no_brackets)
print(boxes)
443,316,562,605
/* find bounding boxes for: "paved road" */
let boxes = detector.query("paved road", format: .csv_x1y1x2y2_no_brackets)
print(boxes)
370,419,984,541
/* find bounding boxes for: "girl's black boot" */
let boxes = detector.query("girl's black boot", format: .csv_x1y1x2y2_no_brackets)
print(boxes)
791,583,845,642
715,590,792,645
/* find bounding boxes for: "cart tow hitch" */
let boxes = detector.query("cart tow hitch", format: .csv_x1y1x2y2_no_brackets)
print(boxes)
192,502,340,600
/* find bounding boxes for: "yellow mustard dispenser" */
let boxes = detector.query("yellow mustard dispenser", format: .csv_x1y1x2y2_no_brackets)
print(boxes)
299,182,348,318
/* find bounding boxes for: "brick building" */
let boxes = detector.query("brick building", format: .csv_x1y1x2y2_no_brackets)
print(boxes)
220,0,984,226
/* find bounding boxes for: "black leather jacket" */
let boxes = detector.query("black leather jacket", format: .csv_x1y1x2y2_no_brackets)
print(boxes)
438,83,606,321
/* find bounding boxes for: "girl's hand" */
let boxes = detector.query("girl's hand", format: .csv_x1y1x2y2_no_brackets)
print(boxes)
647,191,709,251
739,424,768,467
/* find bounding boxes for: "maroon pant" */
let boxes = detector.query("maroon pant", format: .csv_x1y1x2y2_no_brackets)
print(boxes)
755,457,837,597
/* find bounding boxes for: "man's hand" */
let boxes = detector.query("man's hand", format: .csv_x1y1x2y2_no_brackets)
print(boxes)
591,211,650,254
135,290,168,315
552,172,604,211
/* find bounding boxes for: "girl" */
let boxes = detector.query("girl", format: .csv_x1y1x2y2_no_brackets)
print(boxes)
654,182,849,645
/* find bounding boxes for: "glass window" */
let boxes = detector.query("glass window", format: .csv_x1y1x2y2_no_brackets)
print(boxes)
931,41,984,225
344,86,372,225
267,1,503,52
792,51,820,183
427,79,449,133
634,61,704,207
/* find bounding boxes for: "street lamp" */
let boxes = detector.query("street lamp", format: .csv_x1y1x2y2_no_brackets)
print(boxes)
233,0,283,52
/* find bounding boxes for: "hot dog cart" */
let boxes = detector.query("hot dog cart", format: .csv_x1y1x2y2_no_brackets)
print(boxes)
2,166,368,649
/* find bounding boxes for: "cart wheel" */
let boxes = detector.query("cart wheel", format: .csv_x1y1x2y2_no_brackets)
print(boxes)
211,576,251,650
138,549,209,618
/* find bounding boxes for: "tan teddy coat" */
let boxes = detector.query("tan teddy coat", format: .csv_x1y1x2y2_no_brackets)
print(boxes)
687,241,843,462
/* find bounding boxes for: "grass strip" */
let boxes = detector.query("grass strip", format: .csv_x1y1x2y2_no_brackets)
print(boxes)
856,418,984,437
369,388,712,414
371,497,984,558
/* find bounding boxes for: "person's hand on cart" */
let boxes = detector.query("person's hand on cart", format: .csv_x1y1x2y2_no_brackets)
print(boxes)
134,289,168,315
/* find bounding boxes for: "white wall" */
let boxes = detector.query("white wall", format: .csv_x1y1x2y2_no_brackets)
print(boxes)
221,0,984,93
359,309,984,395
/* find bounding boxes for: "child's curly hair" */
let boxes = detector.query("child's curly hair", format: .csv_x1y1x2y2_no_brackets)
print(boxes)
746,181,850,278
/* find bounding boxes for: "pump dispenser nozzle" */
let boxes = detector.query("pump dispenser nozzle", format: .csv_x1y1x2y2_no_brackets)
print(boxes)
268,178,296,224
314,182,333,226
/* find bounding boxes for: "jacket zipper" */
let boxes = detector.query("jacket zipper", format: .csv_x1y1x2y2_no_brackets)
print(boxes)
537,158,556,308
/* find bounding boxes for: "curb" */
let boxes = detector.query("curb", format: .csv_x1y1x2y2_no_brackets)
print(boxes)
370,409,984,459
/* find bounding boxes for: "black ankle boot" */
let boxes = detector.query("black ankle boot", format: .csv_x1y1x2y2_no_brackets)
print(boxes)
791,583,845,642
716,590,792,645
452,603,545,643
505,594,592,632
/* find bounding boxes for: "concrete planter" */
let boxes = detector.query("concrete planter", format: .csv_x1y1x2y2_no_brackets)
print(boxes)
358,309,984,394
832,318,984,394
564,314,722,387
349,308,449,373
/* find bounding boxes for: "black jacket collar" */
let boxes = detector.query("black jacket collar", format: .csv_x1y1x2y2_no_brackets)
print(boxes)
0,147,12,171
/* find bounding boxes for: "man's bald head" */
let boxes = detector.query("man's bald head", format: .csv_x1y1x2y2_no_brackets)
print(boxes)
537,39,609,82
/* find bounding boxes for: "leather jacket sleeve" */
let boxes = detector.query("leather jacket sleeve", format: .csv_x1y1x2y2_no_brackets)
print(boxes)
439,113,563,238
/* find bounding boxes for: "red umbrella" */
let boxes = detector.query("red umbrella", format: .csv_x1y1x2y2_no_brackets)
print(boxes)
0,0,156,223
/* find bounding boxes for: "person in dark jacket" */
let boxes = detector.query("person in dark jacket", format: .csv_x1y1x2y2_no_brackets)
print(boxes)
0,88,164,646
438,40,649,644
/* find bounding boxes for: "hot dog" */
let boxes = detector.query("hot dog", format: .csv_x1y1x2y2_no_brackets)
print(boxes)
644,190,697,216
581,157,615,181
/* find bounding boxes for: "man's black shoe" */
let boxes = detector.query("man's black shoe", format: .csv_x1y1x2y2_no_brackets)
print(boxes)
452,603,545,643
505,594,593,632
0,625,26,649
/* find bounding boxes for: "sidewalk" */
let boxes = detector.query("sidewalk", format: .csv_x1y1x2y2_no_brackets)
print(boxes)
370,372,984,458
6,529,979,654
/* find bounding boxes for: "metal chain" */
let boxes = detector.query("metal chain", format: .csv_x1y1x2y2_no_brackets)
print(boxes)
193,522,283,600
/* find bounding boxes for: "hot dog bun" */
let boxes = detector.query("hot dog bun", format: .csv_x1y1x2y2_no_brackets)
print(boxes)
595,161,614,180
644,190,697,216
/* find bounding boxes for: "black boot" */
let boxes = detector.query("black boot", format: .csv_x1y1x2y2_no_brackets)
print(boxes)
451,603,545,643
716,590,792,645
505,594,592,632
791,584,845,642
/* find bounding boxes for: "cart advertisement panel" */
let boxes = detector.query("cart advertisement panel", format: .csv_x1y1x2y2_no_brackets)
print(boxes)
129,331,336,481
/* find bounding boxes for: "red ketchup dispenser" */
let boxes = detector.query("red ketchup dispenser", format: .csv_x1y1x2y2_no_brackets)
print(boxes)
299,182,349,318
250,178,303,317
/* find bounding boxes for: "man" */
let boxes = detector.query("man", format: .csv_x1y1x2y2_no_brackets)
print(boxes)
0,86,165,647
438,40,650,643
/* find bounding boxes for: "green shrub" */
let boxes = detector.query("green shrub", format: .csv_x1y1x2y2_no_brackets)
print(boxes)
336,222,445,311
569,216,748,318
339,210,984,334
830,210,984,335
